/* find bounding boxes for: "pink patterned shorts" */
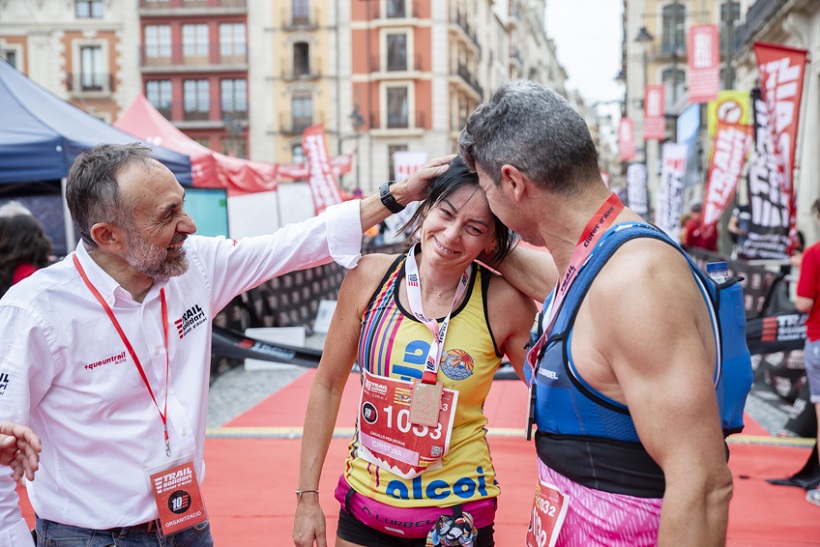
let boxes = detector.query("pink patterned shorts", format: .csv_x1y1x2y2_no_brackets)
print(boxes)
535,458,662,547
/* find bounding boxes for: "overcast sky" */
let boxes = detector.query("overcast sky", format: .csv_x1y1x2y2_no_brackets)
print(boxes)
545,0,624,119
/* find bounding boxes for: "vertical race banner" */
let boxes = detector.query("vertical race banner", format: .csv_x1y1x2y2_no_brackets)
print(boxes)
303,124,343,214
383,150,428,243
702,121,753,227
392,150,427,182
754,42,808,253
626,162,648,217
738,89,790,259
707,90,751,140
618,117,636,162
655,143,688,241
644,84,666,140
688,24,720,103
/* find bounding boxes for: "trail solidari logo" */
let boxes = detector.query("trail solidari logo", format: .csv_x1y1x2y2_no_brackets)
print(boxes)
174,303,208,339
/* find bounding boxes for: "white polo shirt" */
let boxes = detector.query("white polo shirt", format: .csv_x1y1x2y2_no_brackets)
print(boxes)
0,200,364,545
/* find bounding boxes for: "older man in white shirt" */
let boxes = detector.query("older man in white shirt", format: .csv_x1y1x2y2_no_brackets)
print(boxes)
0,143,452,546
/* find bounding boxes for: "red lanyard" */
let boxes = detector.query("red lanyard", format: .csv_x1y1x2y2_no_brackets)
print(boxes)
73,256,172,457
525,192,624,383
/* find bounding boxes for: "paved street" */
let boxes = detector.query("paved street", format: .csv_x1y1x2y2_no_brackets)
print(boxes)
207,355,794,436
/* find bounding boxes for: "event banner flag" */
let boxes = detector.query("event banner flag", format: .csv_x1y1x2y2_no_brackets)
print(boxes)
303,124,343,214
655,143,688,241
618,117,636,161
393,150,427,182
754,42,808,253
687,24,720,103
707,90,751,139
738,89,789,260
702,122,753,227
644,85,666,140
383,150,428,242
626,162,648,216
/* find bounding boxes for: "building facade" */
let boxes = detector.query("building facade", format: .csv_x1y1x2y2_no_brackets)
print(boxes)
732,0,820,244
1,0,570,195
138,0,250,157
623,0,755,213
0,0,140,123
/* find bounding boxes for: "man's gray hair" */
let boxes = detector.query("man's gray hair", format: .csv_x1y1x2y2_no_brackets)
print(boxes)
66,143,153,248
459,80,600,196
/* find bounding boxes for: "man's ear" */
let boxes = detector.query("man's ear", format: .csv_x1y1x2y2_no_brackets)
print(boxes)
89,222,124,251
499,164,528,202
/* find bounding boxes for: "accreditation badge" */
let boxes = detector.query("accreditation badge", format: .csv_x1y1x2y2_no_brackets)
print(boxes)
147,457,208,537
525,479,569,547
358,370,458,479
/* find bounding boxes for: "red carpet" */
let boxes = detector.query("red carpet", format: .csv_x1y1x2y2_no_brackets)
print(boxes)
17,370,820,545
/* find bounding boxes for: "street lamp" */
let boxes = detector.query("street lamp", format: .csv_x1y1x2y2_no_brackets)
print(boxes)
348,106,365,191
222,114,244,158
634,26,654,165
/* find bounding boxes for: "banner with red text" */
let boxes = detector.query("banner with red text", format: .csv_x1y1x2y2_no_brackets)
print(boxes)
737,88,790,260
655,143,688,241
383,150,428,242
688,24,720,103
303,124,343,214
392,150,428,182
618,117,636,161
702,122,753,227
626,162,648,217
754,42,808,253
644,84,666,140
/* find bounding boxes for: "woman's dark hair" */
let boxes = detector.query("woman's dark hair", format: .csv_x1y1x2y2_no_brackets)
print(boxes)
399,156,516,264
0,214,53,296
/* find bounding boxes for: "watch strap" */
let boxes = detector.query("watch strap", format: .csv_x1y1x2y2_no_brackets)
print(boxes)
379,181,405,214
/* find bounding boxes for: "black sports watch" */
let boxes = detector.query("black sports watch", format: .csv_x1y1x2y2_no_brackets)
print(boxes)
379,181,405,213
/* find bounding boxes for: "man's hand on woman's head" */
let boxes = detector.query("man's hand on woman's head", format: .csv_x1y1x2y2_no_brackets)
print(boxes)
392,154,456,205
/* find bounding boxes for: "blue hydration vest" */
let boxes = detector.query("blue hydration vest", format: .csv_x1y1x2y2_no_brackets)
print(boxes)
531,222,753,441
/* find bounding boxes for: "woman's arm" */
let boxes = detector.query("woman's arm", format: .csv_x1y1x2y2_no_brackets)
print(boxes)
486,275,538,381
292,255,389,547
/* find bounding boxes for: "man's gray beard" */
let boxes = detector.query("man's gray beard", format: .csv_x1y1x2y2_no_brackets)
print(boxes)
126,235,189,280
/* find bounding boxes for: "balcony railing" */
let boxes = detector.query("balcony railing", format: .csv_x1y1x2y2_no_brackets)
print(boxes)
456,63,483,97
280,64,322,80
377,110,426,130
510,48,523,66
733,0,780,49
183,109,210,121
282,7,320,29
139,0,246,8
139,44,248,67
383,0,420,18
66,73,113,92
453,10,482,57
221,109,248,121
369,53,423,72
280,115,313,135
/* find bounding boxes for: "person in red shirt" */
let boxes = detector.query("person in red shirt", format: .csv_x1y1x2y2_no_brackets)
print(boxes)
682,203,718,251
0,213,53,298
794,198,820,508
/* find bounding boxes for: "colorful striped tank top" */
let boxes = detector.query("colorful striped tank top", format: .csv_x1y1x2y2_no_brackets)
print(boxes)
343,253,503,508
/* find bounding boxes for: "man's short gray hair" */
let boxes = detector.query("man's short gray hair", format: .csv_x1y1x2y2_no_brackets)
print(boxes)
66,143,153,248
459,80,600,196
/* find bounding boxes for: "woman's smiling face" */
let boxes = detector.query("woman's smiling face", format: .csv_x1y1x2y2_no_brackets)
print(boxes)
419,184,495,271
